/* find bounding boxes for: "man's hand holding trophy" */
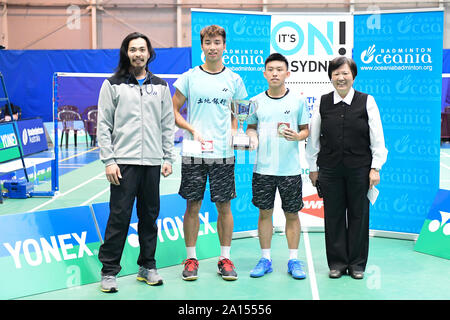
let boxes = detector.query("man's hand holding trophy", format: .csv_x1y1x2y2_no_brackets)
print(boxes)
229,99,258,150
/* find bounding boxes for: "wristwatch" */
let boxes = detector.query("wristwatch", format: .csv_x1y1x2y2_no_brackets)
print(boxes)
372,168,380,172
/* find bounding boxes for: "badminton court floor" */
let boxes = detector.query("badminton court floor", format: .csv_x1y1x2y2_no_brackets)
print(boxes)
1,146,449,300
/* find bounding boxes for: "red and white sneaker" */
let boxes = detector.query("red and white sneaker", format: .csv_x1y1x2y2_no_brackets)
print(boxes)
182,258,199,281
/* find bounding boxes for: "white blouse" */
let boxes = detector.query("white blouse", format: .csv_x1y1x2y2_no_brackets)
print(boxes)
305,87,388,172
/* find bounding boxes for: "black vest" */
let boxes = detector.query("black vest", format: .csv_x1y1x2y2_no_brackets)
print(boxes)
317,90,372,169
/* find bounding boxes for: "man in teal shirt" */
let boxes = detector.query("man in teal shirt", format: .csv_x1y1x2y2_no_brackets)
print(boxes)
172,25,247,281
246,53,309,279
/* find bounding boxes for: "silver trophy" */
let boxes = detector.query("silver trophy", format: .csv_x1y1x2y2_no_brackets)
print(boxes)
229,99,258,149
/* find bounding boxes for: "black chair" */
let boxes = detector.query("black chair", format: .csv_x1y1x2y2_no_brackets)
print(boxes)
0,103,21,122
58,106,82,148
58,105,79,113
442,112,450,142
82,105,98,147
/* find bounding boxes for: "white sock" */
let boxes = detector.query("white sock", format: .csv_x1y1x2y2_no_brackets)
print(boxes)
186,246,197,259
289,249,298,260
261,248,271,260
220,246,231,260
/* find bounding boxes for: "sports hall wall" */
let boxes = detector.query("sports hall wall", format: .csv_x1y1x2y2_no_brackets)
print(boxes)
0,48,191,122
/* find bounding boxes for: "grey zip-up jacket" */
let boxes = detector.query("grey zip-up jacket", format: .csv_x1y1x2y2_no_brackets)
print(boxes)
97,71,176,167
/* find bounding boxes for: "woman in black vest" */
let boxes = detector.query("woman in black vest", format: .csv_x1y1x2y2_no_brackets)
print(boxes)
306,57,387,279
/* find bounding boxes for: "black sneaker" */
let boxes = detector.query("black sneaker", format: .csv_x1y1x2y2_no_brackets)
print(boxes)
182,258,199,281
217,258,238,281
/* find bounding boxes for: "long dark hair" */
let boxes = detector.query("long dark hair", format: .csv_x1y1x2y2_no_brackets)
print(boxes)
115,32,156,76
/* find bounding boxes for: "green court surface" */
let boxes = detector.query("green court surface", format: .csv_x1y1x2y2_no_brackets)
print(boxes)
0,148,182,214
1,147,449,300
17,233,450,300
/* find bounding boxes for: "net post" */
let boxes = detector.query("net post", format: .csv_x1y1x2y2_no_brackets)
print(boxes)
51,72,60,193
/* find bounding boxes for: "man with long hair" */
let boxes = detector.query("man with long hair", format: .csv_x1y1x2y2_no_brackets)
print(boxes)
97,32,176,292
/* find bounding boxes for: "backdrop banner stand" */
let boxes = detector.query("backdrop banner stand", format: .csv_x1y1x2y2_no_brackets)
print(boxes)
414,189,450,260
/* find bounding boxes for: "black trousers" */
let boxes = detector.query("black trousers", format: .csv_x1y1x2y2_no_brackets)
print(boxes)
98,164,161,276
319,163,370,273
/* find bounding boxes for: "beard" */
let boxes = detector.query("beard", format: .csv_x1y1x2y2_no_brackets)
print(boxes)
129,63,147,78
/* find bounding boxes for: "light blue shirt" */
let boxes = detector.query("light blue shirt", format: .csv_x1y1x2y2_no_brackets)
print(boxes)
248,89,309,176
174,66,247,158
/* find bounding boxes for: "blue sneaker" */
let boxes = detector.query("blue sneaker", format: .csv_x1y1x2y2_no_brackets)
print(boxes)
287,259,306,279
250,258,273,278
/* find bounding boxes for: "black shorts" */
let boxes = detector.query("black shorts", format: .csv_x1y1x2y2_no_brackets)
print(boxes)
179,157,236,202
252,173,304,213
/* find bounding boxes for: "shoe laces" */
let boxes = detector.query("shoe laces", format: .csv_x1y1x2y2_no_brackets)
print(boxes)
102,275,116,281
289,259,303,271
256,258,270,269
219,258,235,271
183,258,199,271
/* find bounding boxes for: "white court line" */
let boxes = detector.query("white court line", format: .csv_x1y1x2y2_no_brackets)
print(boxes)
58,166,85,169
441,163,450,170
80,186,110,206
303,231,320,300
28,172,105,213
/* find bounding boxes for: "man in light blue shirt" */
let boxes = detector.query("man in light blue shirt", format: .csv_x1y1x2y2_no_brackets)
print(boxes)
172,25,247,281
246,53,309,279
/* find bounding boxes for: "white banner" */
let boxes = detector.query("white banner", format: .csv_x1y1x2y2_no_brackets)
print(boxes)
191,10,355,231
270,13,353,230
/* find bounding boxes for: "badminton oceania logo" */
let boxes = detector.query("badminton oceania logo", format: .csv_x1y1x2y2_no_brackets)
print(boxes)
233,17,246,35
361,44,376,64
